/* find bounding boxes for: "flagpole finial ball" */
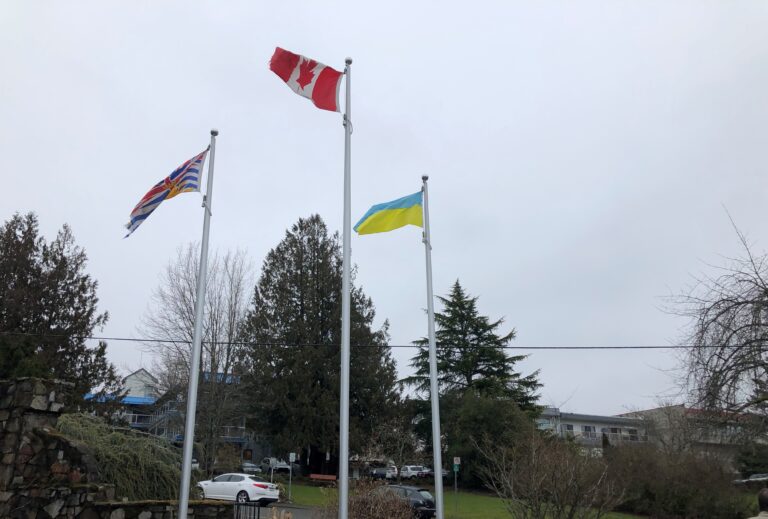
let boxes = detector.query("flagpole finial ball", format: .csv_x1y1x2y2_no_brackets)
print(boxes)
345,57,353,65
210,129,219,136
422,175,429,182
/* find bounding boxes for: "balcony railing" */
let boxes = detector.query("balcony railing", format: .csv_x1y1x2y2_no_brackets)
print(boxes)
124,413,152,428
564,431,648,444
220,425,250,443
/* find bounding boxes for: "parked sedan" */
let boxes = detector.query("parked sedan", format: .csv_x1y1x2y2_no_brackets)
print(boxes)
241,461,262,474
734,473,768,485
370,467,388,479
196,473,279,505
370,466,398,480
422,467,449,479
376,485,436,518
400,465,426,479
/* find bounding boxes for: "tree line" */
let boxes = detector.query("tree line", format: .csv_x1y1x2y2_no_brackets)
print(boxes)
0,212,540,479
2,209,766,492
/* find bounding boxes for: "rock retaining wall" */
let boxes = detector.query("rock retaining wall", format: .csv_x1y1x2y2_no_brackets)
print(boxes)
0,378,238,518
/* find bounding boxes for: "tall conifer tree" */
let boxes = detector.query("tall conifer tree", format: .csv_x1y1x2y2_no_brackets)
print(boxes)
241,215,399,471
0,212,122,405
405,280,540,412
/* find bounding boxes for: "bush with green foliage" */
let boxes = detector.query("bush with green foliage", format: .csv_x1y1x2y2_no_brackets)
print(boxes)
57,413,189,501
736,441,768,478
431,390,531,487
606,444,753,519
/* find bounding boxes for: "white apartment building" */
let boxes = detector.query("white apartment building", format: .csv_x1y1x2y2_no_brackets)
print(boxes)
537,407,648,455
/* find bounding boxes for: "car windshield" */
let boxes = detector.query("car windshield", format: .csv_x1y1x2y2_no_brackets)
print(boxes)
419,490,434,500
248,476,266,482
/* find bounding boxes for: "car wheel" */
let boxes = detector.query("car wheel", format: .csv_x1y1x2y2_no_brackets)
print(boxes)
236,491,249,503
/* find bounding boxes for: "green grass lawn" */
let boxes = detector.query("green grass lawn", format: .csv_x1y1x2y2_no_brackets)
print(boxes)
287,482,335,507
288,483,643,518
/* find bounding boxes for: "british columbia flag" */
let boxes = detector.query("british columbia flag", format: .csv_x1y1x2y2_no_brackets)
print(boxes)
124,148,208,237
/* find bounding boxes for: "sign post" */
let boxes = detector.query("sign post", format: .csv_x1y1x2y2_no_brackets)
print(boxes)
453,457,460,516
289,452,296,501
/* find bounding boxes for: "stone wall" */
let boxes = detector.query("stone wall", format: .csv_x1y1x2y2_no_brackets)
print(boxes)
0,378,114,517
0,378,241,519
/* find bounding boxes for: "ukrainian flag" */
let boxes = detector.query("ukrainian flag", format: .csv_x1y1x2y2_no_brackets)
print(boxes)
354,191,423,235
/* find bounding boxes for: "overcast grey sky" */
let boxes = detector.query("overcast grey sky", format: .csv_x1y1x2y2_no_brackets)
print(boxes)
3,1,768,415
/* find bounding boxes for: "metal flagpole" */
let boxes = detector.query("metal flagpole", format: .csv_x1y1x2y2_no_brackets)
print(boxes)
422,175,445,519
338,57,353,519
177,128,218,518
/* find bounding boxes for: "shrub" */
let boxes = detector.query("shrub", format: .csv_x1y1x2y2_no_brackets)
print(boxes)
477,428,625,519
313,480,413,519
606,444,753,519
57,413,188,500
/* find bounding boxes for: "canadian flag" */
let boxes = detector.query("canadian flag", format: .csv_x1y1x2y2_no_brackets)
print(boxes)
270,47,343,112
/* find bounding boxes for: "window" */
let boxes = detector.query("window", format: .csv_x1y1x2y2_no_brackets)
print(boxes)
610,427,621,434
582,425,596,437
229,475,244,482
213,475,229,482
563,424,575,437
627,428,639,441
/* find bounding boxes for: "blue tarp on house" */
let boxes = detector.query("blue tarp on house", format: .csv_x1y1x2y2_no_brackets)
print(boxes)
84,393,157,405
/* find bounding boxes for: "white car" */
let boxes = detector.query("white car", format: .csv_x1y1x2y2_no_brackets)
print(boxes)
400,465,426,479
197,473,279,504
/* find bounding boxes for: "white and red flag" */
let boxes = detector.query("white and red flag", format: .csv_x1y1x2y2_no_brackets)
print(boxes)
269,47,343,112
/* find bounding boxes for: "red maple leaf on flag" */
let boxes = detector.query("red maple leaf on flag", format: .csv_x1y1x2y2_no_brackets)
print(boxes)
296,58,317,90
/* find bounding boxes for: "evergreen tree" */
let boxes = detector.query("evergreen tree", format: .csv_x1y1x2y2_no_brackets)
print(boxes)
405,280,540,412
0,213,122,405
241,215,399,471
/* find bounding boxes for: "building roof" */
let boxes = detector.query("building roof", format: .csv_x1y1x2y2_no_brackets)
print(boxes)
84,393,157,406
542,407,644,426
123,368,158,383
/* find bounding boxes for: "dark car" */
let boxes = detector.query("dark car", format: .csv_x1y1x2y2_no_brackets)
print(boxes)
369,467,388,479
378,484,436,518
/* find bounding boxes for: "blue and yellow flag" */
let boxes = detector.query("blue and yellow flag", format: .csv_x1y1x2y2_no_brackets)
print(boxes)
354,191,423,235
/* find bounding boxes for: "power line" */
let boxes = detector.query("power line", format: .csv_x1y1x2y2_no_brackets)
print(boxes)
0,330,733,350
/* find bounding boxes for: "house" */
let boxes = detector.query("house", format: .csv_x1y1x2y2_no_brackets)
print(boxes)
123,368,159,399
537,407,648,456
119,368,159,430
